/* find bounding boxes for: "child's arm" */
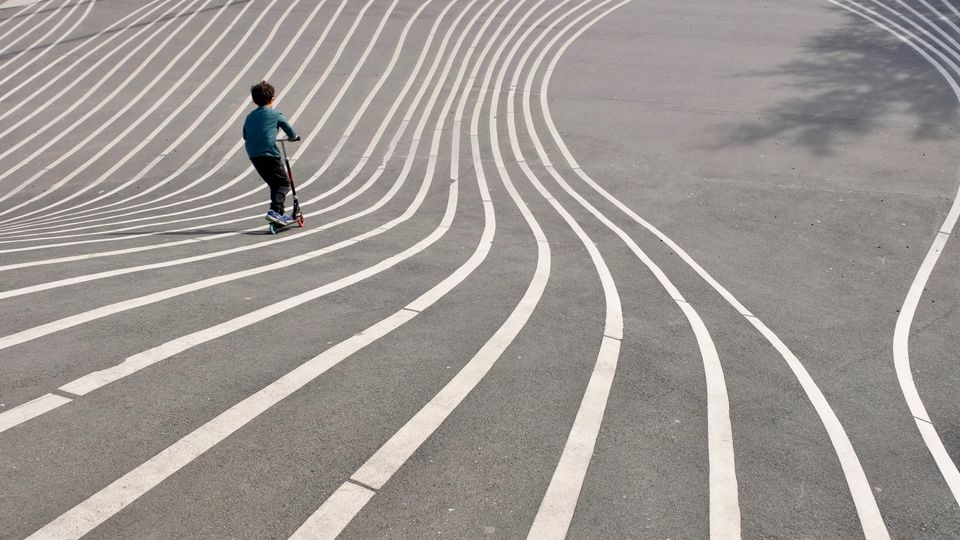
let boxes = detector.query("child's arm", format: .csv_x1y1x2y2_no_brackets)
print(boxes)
277,113,299,142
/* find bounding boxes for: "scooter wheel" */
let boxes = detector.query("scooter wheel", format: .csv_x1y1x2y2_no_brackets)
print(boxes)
269,224,278,234
296,215,305,227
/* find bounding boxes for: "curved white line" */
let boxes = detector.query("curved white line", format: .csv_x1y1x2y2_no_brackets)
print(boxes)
0,0,403,246
0,0,335,223
0,0,451,242
539,0,892,537
0,0,490,427
0,0,67,58
292,0,566,533
0,0,205,205
0,0,473,270
0,0,90,84
0,0,169,114
21,0,523,527
0,0,286,213
25,179,460,540
830,0,960,507
0,1,43,40
0,0,455,289
0,0,466,265
519,1,741,537
0,0,262,216
0,0,187,149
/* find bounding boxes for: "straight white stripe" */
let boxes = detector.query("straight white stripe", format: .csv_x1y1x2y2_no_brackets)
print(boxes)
289,482,376,540
0,393,71,434
538,0,890,537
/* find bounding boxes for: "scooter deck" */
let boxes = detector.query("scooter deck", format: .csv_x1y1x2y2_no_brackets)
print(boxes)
267,214,305,234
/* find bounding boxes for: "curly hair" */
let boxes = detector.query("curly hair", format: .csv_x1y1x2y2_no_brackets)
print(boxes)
250,80,275,107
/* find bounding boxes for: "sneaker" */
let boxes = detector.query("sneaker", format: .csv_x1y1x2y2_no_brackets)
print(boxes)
280,214,296,224
265,210,284,224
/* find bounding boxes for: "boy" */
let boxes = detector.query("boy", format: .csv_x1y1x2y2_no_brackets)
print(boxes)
243,80,300,225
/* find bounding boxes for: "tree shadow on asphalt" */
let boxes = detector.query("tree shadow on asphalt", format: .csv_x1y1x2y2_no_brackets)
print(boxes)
708,5,958,156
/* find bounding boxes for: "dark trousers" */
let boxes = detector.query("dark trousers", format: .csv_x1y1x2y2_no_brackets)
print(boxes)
251,155,290,214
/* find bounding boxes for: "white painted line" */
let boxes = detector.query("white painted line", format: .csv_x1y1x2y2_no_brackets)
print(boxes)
0,0,90,86
0,0,206,206
0,0,40,26
4,0,269,216
0,0,44,8
297,0,569,533
0,0,425,242
5,0,337,224
0,0,414,245
0,0,374,240
54,177,455,398
0,0,286,215
26,309,418,540
289,482,375,540
0,0,474,294
0,393,71,434
2,0,486,427
521,2,741,536
831,0,960,515
0,0,167,110
24,2,497,511
0,0,191,160
529,335,621,538
525,0,893,535
0,0,66,58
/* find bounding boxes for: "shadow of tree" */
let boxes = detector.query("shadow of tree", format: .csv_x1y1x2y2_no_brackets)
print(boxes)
709,3,959,156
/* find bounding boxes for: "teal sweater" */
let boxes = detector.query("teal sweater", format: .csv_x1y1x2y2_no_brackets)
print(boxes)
242,106,298,159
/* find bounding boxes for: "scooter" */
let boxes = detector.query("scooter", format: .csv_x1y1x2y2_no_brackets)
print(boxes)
269,137,305,234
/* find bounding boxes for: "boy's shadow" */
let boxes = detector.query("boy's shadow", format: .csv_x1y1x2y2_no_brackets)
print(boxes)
103,229,267,236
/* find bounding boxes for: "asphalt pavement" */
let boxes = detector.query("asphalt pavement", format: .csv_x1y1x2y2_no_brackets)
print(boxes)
0,0,959,538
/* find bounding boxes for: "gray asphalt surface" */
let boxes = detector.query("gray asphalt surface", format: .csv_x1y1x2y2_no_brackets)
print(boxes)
1,0,959,538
